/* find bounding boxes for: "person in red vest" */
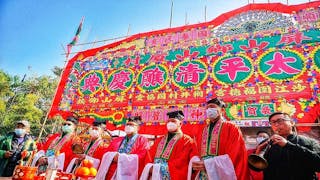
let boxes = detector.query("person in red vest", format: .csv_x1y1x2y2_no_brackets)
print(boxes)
33,115,79,173
192,98,250,180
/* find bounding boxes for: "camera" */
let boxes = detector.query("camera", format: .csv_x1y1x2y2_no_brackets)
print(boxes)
8,151,21,163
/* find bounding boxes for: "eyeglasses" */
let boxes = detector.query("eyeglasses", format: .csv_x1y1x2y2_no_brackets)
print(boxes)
269,118,290,126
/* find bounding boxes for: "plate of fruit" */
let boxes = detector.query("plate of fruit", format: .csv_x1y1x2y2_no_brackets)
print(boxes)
75,159,97,180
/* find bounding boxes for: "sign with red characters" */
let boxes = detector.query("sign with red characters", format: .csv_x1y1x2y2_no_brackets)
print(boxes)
49,2,320,134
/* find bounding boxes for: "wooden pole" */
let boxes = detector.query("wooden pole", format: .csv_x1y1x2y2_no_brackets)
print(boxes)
37,42,71,142
127,24,131,36
60,43,67,55
204,5,207,22
91,38,97,48
37,66,68,142
185,12,188,25
38,17,87,141
61,35,129,56
169,0,173,28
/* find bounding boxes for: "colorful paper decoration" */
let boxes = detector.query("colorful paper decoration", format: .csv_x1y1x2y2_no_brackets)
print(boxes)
49,2,320,135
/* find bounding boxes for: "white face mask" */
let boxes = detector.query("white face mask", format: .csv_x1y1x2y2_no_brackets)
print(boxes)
15,128,26,137
256,137,267,144
89,129,100,138
167,122,178,132
124,125,136,135
206,108,219,119
62,125,74,133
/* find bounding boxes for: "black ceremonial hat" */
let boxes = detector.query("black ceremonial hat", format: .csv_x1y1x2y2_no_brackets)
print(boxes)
92,120,106,127
66,115,79,125
206,97,226,108
128,116,142,125
167,110,184,121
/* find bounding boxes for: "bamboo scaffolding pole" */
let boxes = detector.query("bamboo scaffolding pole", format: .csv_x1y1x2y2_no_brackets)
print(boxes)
39,17,95,141
169,0,174,28
37,56,69,142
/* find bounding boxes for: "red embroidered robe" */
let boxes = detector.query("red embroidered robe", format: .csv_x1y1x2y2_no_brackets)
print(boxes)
145,133,197,180
38,133,77,170
195,120,250,180
104,135,149,179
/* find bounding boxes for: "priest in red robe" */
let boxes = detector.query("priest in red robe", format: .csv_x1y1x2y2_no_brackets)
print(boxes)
192,98,250,180
83,121,111,160
33,115,79,172
141,110,198,180
95,116,150,180
65,120,111,173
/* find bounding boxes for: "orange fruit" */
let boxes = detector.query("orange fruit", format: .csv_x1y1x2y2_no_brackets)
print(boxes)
83,159,94,168
76,167,90,176
74,167,80,176
89,167,97,176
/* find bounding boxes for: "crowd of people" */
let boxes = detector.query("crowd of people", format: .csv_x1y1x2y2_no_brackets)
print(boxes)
0,97,319,179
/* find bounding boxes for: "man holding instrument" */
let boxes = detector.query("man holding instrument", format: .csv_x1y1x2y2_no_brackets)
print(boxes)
257,112,320,180
34,115,79,172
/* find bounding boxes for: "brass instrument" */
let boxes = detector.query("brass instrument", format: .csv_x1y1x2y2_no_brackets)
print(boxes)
248,140,272,172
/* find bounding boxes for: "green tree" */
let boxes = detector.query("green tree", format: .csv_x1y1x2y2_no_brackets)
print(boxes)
51,66,63,77
0,71,24,130
0,69,61,138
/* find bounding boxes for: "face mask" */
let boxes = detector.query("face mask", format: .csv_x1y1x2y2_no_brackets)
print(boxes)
167,122,178,132
89,129,100,138
124,125,136,134
256,137,267,144
62,125,74,133
15,128,26,137
206,108,219,119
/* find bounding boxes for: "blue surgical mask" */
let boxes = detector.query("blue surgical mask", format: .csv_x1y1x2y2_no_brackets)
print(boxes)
62,125,74,133
15,128,26,137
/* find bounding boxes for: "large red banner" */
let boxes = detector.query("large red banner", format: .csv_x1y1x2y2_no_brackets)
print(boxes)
49,2,320,134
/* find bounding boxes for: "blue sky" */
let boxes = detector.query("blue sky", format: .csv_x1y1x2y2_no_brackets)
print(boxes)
0,0,310,78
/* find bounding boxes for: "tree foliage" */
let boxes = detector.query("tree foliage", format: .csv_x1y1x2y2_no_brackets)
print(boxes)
0,69,62,138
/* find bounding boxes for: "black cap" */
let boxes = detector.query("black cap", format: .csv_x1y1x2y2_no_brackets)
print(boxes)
207,97,226,108
127,116,142,125
167,110,184,121
66,116,79,125
92,120,106,127
256,130,270,136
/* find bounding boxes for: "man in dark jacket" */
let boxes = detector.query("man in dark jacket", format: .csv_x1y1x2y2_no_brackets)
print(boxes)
257,112,320,180
0,120,36,177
